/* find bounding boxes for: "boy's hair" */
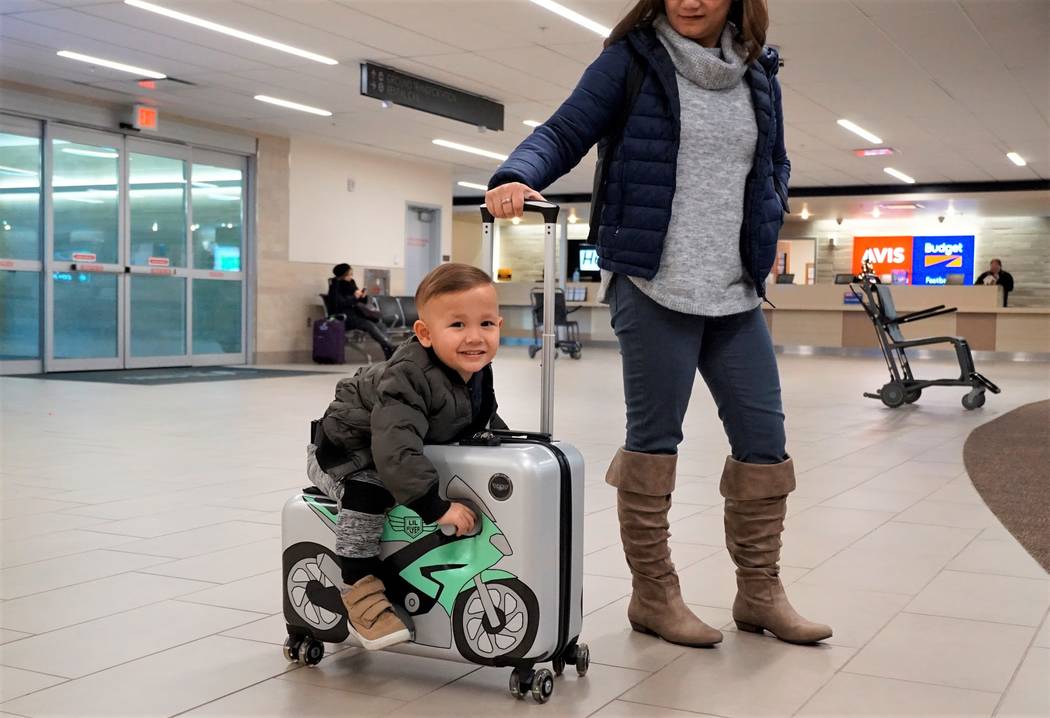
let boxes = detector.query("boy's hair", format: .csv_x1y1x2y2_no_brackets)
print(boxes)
415,263,494,310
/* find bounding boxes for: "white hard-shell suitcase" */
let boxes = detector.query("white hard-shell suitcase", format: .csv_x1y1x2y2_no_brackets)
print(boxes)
280,201,589,703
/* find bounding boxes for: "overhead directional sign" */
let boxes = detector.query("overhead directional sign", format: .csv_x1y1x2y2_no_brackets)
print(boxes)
360,62,504,131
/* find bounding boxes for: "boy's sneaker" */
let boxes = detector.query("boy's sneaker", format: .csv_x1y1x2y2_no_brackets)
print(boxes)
340,575,412,650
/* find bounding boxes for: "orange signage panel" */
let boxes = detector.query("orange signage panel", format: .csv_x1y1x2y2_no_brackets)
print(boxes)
851,236,913,278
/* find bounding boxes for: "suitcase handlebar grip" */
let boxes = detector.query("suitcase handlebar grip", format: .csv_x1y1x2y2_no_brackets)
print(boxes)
479,200,559,225
438,500,483,537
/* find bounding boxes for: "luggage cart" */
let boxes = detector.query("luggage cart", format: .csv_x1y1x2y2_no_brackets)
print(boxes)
851,274,1000,410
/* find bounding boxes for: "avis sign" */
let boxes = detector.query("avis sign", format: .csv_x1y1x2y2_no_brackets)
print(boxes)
852,236,913,280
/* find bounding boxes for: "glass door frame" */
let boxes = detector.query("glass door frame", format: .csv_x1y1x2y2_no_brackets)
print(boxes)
44,123,126,372
124,137,192,369
188,148,247,367
0,114,44,375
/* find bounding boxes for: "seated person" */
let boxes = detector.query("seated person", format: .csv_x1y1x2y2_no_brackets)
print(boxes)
975,259,1015,306
309,263,508,650
328,263,396,359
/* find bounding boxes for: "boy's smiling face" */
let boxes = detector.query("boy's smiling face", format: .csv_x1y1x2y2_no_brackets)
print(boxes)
413,284,502,382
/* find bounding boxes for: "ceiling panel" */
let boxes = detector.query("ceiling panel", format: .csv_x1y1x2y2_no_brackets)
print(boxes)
0,0,1044,189
245,0,461,57
9,7,271,74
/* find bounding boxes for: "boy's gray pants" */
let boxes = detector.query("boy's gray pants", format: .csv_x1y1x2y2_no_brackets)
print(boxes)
306,444,388,562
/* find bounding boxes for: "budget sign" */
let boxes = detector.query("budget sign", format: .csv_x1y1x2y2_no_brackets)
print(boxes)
912,235,974,285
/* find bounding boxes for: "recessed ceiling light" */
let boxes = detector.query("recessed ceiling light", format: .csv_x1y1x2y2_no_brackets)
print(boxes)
837,119,882,144
56,50,166,79
254,95,332,116
511,216,521,225
523,120,541,128
528,0,611,36
123,0,338,65
799,204,810,220
883,167,915,184
457,181,488,191
61,148,119,159
871,206,881,218
432,139,507,162
568,208,578,223
1006,152,1027,167
853,147,894,157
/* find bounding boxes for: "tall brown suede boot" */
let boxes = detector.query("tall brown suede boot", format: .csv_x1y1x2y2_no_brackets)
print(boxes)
721,457,832,644
607,448,723,647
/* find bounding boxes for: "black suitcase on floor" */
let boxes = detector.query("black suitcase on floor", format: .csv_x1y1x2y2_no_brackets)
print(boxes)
312,318,345,364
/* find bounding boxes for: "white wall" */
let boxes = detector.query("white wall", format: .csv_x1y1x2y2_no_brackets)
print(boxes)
288,137,452,292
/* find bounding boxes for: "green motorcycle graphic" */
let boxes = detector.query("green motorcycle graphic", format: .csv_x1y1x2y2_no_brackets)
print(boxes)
284,476,539,665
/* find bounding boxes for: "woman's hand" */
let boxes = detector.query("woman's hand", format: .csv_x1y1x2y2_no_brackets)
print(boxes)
485,182,545,220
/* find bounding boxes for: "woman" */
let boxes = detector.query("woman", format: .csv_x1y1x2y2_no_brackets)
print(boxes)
486,0,831,647
328,263,396,360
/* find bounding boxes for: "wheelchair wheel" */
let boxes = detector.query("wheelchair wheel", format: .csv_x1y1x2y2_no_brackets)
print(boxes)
962,390,986,410
904,389,921,404
880,382,906,408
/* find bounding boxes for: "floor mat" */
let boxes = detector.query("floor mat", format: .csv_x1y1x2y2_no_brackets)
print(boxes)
964,400,1050,571
11,366,331,386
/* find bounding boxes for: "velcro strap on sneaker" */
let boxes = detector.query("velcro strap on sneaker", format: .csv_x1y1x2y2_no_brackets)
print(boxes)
350,576,386,602
358,593,392,625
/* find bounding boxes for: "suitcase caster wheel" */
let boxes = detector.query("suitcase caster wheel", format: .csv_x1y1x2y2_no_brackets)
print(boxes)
531,668,554,704
575,643,590,677
300,637,325,666
552,657,566,676
509,668,528,699
962,390,986,410
282,635,303,663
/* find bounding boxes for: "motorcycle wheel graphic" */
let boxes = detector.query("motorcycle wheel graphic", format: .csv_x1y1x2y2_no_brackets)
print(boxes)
453,577,539,665
283,542,348,644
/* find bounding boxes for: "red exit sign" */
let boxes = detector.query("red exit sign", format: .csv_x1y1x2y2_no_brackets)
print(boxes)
133,104,159,131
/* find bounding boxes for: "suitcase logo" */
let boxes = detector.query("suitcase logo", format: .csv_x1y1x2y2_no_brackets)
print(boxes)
390,514,428,539
285,476,540,665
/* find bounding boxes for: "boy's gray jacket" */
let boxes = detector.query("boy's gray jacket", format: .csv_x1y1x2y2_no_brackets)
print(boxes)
314,338,506,523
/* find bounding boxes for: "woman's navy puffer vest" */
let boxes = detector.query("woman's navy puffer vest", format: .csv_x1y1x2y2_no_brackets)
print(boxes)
489,26,790,297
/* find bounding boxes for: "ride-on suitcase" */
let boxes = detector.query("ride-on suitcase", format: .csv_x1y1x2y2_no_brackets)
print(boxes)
311,317,345,364
281,201,588,704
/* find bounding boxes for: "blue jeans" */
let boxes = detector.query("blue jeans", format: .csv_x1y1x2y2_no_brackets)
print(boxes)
608,275,786,464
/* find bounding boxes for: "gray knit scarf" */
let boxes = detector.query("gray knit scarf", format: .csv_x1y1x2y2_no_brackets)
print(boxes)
653,15,748,90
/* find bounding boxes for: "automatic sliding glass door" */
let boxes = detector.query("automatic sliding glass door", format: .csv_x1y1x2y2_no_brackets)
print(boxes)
46,126,124,371
0,117,43,374
124,140,190,368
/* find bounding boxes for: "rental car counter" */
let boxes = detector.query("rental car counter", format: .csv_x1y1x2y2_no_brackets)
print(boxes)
496,282,1050,355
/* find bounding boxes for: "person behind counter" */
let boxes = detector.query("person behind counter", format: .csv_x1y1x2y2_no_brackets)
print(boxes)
975,259,1015,307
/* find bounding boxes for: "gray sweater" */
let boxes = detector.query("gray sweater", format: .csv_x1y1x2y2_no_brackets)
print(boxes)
603,18,760,316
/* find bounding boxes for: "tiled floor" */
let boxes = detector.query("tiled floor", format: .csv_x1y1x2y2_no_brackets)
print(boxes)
2,349,1048,717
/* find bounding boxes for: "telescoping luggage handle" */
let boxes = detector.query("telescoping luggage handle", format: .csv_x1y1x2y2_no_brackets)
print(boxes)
479,200,560,436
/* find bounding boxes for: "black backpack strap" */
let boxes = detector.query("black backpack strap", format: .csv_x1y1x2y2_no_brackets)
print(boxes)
587,48,645,244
